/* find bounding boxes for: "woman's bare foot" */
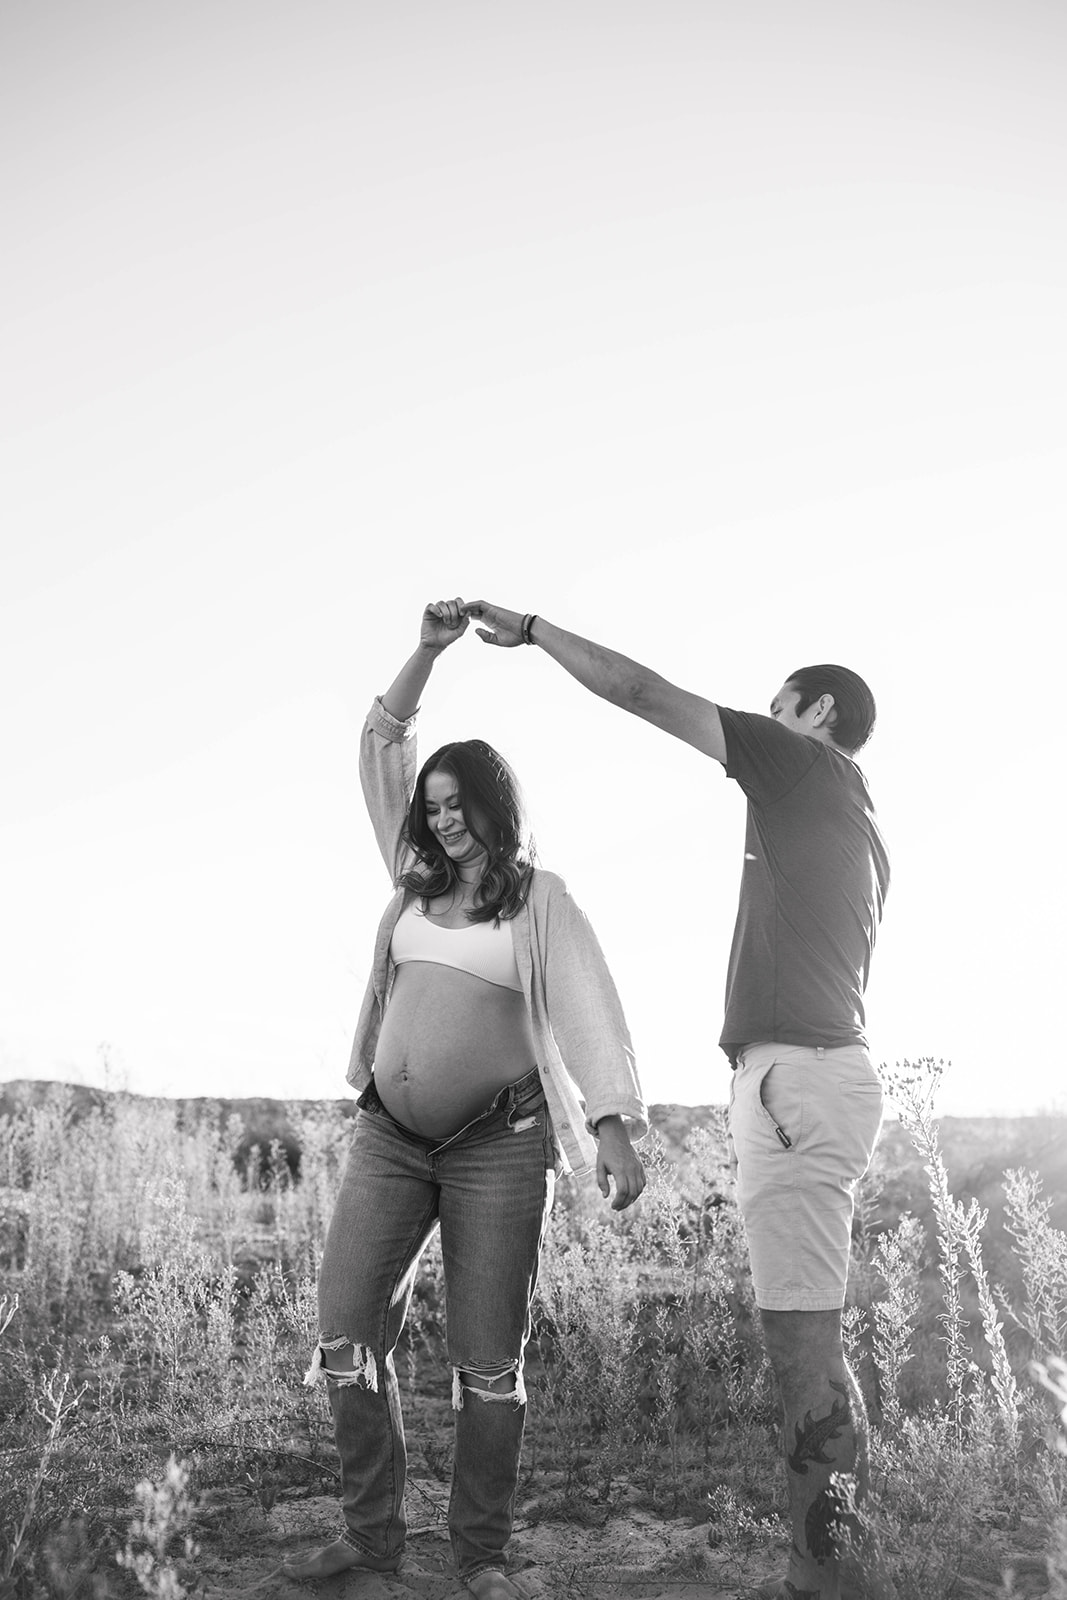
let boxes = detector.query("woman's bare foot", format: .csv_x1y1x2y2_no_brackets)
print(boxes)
465,1570,526,1599
281,1537,399,1580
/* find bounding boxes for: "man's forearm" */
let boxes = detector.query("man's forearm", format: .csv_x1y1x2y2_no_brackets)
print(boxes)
527,615,672,718
468,598,726,760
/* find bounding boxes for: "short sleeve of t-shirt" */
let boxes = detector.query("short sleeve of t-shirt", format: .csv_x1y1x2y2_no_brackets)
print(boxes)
718,707,823,804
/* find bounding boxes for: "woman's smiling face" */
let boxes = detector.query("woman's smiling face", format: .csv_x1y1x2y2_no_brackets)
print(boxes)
423,769,488,870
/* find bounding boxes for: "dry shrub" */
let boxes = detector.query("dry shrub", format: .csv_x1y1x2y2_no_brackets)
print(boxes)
0,1074,1065,1599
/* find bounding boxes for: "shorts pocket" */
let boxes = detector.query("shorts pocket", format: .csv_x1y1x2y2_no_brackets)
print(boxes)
731,1057,798,1162
758,1063,803,1152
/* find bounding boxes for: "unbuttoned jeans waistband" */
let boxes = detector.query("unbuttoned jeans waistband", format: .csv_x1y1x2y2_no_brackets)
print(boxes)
358,1067,544,1153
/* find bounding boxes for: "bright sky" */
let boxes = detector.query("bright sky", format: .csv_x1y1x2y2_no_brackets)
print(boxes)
2,1,1064,1118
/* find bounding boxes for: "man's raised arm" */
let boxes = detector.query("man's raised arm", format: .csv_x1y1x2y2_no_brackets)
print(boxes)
466,600,727,765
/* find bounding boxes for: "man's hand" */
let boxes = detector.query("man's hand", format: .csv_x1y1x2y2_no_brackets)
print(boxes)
594,1115,646,1212
421,598,469,652
465,599,526,649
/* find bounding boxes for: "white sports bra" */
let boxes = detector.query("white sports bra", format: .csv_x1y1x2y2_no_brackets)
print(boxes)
390,900,523,992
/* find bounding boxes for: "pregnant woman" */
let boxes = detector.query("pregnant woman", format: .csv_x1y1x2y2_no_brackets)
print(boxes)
283,599,647,1600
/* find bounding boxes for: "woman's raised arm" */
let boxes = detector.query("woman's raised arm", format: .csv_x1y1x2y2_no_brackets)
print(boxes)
380,599,469,720
360,599,469,875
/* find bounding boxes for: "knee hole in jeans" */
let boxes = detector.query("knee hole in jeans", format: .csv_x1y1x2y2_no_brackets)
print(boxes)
451,1359,525,1410
302,1335,379,1391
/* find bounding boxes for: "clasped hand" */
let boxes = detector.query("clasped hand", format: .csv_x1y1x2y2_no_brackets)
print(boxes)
422,598,526,651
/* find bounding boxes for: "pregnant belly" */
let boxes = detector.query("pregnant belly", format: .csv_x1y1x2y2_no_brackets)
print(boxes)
373,963,538,1138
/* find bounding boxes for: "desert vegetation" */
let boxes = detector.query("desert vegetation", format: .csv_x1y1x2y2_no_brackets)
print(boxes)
1,1060,1065,1598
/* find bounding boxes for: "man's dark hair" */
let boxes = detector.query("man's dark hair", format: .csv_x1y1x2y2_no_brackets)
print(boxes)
787,664,877,754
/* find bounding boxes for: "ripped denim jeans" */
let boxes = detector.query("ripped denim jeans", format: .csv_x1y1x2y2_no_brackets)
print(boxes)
305,1067,558,1580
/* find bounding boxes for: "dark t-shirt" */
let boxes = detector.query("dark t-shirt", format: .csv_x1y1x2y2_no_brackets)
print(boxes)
717,707,890,1063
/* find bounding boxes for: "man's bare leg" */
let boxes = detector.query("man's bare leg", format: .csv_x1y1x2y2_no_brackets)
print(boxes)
760,1309,868,1600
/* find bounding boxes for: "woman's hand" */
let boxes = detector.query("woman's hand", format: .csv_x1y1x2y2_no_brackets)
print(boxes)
421,598,470,652
594,1116,647,1212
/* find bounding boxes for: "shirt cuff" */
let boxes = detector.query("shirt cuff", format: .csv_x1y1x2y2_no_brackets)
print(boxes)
368,696,417,742
585,1099,649,1142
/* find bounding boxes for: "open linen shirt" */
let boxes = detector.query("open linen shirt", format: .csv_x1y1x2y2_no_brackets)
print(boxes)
347,697,647,1174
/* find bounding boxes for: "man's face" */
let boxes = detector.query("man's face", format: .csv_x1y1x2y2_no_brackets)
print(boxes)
769,681,821,736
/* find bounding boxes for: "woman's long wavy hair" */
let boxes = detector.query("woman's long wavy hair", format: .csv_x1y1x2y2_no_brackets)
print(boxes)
396,740,536,922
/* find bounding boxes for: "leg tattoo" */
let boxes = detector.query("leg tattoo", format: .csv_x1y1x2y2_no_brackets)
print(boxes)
787,1378,850,1475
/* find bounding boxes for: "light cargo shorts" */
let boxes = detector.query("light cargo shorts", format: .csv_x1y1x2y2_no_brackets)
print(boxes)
728,1041,884,1312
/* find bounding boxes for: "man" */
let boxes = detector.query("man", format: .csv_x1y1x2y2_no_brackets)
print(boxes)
466,601,891,1600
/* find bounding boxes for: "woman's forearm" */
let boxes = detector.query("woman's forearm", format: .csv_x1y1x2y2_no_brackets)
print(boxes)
381,600,470,720
380,643,445,722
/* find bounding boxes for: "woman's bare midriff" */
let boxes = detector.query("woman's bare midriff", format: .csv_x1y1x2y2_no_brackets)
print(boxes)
372,962,538,1139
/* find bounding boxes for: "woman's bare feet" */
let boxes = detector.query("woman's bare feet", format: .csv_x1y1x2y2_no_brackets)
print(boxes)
465,1570,526,1599
281,1537,400,1580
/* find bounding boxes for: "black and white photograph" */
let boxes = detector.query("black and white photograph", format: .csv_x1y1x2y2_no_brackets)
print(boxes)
2,5,1065,1597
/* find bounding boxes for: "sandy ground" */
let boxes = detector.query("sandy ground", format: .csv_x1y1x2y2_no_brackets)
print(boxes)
188,1470,1060,1600
198,1482,785,1600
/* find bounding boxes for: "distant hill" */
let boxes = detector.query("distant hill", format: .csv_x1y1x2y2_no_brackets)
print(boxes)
2,1080,1065,1253
0,1078,730,1176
